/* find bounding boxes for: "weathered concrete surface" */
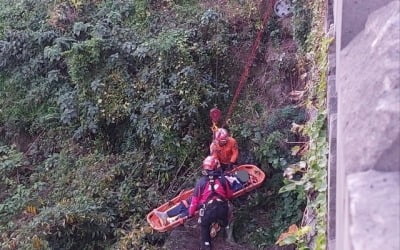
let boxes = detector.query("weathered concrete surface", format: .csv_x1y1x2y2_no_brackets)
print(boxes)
340,0,394,48
347,170,400,250
338,0,400,174
334,1,400,250
327,20,337,250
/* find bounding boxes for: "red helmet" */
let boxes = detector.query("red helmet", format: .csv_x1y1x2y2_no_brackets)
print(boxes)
202,155,220,171
214,128,228,142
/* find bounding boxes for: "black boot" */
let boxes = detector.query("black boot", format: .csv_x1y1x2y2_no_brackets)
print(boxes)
225,224,235,243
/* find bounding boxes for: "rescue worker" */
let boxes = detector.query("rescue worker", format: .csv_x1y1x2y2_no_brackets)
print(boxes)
153,173,245,226
188,155,233,250
210,128,239,171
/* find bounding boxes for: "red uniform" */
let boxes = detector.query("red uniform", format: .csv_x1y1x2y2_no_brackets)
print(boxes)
188,175,233,216
188,174,233,249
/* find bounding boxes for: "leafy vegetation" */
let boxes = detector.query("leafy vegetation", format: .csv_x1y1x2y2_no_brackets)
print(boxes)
0,0,328,249
292,0,313,51
0,0,239,248
277,0,330,249
229,105,307,247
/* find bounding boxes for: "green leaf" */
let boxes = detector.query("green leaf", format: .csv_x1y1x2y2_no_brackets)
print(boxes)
279,183,298,193
279,235,297,246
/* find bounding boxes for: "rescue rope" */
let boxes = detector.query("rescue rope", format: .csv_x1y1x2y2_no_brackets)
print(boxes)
224,0,276,126
211,122,219,133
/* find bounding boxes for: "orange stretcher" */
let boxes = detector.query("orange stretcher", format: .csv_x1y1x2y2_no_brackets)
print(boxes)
146,164,266,232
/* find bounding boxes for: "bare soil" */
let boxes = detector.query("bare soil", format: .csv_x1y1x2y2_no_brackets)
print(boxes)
162,219,255,250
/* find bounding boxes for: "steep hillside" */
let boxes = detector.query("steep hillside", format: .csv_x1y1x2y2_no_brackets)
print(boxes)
0,0,328,249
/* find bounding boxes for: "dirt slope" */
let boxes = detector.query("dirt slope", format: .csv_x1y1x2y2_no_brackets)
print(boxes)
162,219,252,250
162,219,295,250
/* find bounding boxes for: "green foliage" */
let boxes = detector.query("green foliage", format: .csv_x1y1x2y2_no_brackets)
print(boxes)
129,0,150,31
0,26,63,133
0,0,257,248
0,0,51,33
0,0,327,249
0,145,30,228
278,111,327,249
266,106,306,133
229,105,307,247
0,184,31,226
66,37,103,85
234,173,305,247
304,111,328,243
0,145,23,180
292,0,312,51
279,0,330,246
0,0,234,150
58,90,78,125
266,15,282,47
0,148,165,249
238,105,307,170
256,131,288,169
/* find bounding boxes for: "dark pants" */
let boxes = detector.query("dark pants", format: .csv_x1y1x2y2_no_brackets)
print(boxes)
200,200,229,247
221,163,230,172
166,197,192,218
221,163,233,172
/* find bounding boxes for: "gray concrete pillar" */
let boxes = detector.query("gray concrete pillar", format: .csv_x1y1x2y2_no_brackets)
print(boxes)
333,1,400,250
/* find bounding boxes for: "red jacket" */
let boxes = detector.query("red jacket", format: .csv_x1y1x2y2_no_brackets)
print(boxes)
188,175,233,216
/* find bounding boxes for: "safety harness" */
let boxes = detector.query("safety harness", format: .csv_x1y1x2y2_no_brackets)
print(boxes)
206,174,228,204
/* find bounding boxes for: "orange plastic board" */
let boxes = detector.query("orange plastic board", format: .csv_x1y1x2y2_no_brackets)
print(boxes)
146,164,266,232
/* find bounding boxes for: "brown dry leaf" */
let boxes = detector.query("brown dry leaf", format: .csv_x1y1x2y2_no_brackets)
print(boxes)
291,146,301,156
297,161,307,171
276,224,299,244
283,167,295,179
288,224,299,233
291,122,304,134
290,143,308,156
142,226,153,234
297,143,309,156
289,90,305,101
32,235,43,249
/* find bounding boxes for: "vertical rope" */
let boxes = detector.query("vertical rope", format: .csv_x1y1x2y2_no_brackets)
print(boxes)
224,0,276,125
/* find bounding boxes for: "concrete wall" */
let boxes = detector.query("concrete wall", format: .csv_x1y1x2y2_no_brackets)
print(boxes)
326,2,336,250
330,0,400,250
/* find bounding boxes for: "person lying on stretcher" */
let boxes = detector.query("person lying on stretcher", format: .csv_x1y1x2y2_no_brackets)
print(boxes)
153,162,249,226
